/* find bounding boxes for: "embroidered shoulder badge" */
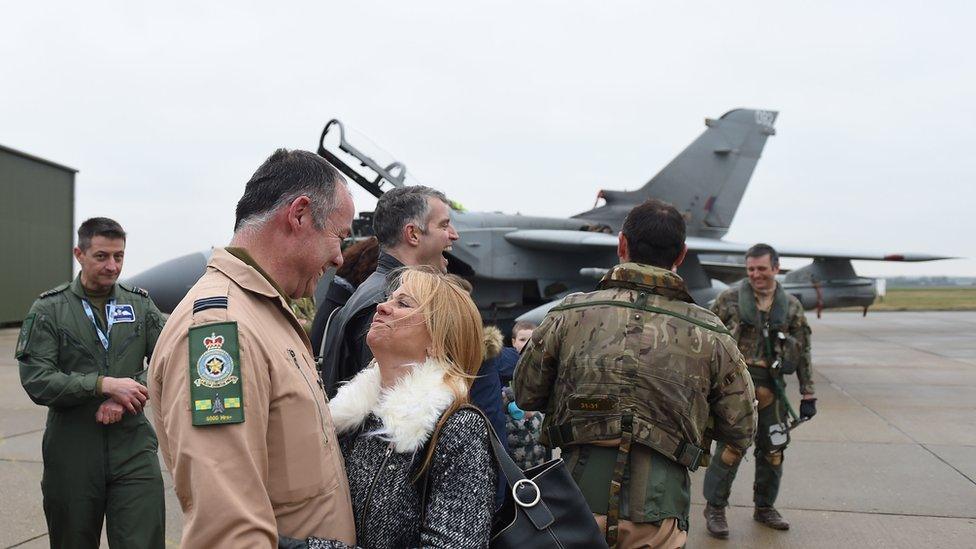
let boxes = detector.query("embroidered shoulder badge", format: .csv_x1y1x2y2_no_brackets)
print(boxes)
188,322,244,426
15,314,36,360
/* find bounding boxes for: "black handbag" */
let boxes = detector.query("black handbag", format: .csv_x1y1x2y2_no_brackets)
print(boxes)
422,405,608,549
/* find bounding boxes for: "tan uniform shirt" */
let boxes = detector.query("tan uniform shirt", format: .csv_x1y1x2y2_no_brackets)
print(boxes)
150,248,354,548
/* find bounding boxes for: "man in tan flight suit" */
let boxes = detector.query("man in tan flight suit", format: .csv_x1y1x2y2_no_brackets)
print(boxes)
150,149,356,547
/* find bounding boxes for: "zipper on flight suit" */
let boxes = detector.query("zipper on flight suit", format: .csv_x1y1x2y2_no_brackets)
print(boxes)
95,314,111,479
288,349,329,446
59,328,96,364
114,324,140,358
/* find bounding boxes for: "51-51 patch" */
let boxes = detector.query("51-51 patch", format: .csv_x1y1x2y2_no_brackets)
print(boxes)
188,322,244,426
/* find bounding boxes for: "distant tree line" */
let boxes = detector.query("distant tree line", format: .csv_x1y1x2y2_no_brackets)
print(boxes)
885,276,976,288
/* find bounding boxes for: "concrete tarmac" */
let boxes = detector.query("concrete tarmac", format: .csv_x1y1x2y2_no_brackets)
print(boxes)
2,312,975,548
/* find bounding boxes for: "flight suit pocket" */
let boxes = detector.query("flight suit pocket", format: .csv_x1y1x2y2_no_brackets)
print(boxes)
60,329,98,372
266,350,339,505
113,323,142,358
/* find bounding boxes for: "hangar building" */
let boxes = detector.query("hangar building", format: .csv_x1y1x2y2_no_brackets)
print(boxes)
0,144,75,325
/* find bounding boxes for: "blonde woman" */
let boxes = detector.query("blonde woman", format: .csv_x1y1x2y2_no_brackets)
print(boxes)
282,267,497,549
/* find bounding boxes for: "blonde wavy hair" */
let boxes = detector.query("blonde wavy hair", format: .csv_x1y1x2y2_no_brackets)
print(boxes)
388,267,485,476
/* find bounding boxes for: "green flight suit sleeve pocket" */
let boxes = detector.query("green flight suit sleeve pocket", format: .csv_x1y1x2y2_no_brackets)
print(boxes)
15,314,36,360
188,322,245,426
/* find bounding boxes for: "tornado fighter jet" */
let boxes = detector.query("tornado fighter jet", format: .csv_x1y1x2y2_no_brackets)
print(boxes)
129,109,952,326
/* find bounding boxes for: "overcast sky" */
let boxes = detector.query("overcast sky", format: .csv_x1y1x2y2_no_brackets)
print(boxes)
2,1,973,278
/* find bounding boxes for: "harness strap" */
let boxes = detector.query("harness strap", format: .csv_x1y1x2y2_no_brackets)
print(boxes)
570,444,591,481
550,299,729,335
605,415,633,548
547,419,703,471
771,375,800,424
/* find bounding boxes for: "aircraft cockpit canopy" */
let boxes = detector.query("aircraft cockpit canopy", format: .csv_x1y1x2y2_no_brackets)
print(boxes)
318,119,423,198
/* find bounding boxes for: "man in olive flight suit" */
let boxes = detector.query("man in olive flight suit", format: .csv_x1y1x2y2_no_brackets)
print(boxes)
702,243,817,537
515,199,757,549
16,217,166,548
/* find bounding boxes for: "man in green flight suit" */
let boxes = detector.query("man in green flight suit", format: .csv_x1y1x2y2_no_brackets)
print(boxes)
16,217,166,548
515,199,757,549
702,243,817,538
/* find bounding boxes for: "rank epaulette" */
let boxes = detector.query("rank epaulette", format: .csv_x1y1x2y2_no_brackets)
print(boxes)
194,296,229,314
119,282,149,297
38,283,69,298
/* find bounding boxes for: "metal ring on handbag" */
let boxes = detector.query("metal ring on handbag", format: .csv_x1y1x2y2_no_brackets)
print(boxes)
512,478,541,507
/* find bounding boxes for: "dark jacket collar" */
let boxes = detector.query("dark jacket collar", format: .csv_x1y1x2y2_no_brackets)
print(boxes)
376,252,405,275
320,252,406,394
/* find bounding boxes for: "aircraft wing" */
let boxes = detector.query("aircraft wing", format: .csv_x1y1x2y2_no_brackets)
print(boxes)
503,230,954,262
685,237,954,262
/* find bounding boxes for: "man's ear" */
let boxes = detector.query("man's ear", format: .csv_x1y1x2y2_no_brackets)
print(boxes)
672,244,688,271
73,246,84,264
402,223,421,247
617,232,629,263
285,196,313,232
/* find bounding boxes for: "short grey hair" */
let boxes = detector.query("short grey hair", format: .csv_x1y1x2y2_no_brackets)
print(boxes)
373,185,449,248
234,149,347,233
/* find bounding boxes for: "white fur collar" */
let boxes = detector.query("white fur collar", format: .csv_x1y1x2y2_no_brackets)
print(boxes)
329,358,463,453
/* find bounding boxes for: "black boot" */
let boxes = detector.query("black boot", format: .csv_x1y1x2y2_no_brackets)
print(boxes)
754,506,790,530
704,503,730,539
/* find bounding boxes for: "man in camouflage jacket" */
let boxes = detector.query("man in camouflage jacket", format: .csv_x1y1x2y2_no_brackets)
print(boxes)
514,199,756,549
702,243,816,537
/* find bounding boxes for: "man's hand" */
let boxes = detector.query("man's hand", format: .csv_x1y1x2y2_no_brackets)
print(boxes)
101,377,149,413
799,396,817,420
95,399,125,424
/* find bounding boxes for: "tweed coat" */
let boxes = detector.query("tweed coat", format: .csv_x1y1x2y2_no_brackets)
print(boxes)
304,359,497,549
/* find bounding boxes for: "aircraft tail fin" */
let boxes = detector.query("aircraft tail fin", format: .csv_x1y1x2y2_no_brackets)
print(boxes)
574,108,777,238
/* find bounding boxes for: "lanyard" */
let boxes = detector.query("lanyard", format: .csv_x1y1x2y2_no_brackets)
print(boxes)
81,299,116,350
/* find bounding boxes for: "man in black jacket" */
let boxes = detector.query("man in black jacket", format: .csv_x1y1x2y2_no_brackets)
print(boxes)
320,186,459,397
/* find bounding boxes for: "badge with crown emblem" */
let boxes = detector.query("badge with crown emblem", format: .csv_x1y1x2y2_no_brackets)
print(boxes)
195,333,238,388
188,321,244,426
